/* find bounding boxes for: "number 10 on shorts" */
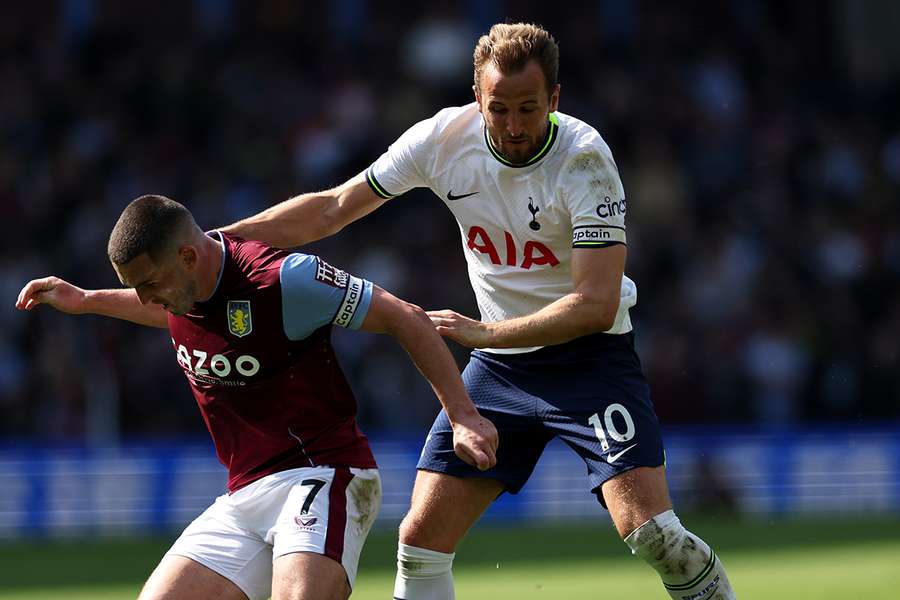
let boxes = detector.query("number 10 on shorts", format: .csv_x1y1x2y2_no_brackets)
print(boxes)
588,403,636,452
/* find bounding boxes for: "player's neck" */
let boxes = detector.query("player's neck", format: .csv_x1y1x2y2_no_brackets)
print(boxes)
195,235,224,301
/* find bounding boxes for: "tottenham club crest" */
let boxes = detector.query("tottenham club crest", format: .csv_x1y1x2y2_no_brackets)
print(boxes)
227,300,253,337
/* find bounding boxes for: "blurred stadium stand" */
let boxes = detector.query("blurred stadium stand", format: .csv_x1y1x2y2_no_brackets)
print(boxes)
2,1,899,537
2,426,900,538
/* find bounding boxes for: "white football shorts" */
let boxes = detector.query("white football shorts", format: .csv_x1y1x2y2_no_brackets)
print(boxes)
165,466,381,600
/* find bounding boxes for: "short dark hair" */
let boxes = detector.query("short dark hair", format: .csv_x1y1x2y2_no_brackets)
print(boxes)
108,195,196,265
473,23,559,96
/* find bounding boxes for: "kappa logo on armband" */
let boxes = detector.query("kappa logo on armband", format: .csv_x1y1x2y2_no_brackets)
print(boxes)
315,258,349,289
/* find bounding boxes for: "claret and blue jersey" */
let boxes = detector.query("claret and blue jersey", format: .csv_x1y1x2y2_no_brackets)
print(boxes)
166,231,377,492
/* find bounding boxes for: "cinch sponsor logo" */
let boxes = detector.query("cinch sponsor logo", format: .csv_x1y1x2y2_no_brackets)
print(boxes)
466,226,559,270
596,195,627,218
172,340,261,379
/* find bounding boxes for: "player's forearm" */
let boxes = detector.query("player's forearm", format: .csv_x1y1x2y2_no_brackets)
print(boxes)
83,289,169,328
222,193,338,249
486,291,619,348
391,306,480,422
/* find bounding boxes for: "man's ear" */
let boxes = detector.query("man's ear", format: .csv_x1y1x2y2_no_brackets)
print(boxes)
473,84,482,109
549,83,561,113
179,245,199,270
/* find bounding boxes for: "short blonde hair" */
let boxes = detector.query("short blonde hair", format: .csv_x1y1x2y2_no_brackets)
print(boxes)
473,23,559,95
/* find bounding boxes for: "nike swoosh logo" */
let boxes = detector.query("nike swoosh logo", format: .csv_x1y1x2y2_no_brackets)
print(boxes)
606,444,638,464
446,190,479,201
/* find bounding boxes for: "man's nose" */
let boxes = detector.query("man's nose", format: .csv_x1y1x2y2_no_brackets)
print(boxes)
506,113,524,137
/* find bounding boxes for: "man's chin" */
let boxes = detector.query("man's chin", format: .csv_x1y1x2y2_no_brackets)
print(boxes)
500,146,535,165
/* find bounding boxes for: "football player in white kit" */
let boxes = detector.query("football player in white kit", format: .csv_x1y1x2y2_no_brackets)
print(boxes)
227,22,737,600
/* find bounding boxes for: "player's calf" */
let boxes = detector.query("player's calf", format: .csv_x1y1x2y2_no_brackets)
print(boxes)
625,510,736,600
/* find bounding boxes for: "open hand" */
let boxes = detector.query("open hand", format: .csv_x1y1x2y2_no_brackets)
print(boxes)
427,309,492,348
16,277,87,314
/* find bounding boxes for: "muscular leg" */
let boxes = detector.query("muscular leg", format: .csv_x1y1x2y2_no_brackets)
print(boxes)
603,466,737,599
138,555,249,600
394,470,505,600
602,465,672,537
272,551,350,600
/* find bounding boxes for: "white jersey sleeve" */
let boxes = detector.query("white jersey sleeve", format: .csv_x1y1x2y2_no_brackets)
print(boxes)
365,116,436,199
563,143,628,249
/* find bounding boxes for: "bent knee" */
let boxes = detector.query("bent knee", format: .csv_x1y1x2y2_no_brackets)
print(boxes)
398,512,433,547
398,513,461,553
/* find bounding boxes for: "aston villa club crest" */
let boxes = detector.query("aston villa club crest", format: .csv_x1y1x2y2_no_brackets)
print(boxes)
227,300,252,337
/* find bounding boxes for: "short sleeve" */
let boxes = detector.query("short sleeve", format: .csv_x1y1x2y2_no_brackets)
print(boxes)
365,117,435,199
280,253,374,341
564,147,628,248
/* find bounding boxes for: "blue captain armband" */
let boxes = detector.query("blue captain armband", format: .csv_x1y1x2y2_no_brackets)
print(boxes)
280,253,374,340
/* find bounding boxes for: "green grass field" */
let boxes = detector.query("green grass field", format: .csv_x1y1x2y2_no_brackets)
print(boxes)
2,516,899,599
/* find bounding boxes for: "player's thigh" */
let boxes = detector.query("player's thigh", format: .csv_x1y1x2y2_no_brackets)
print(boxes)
161,493,273,600
269,467,381,590
272,551,349,600
543,335,666,494
602,465,673,538
418,352,552,496
399,469,504,553
139,555,249,600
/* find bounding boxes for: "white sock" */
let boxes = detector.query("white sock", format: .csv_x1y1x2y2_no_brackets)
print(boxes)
625,510,736,600
393,543,455,600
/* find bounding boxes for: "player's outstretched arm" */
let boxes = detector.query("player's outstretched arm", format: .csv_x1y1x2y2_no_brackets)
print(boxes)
360,286,499,471
429,245,627,348
221,172,390,249
16,276,168,329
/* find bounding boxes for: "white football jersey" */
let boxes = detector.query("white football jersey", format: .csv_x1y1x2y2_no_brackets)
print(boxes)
366,103,636,353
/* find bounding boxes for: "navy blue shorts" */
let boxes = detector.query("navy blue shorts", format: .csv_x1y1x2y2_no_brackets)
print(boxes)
418,332,665,503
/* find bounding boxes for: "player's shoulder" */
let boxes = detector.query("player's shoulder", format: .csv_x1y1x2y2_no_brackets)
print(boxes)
220,232,288,279
279,251,316,272
279,252,351,290
556,111,614,157
554,111,619,181
406,103,481,145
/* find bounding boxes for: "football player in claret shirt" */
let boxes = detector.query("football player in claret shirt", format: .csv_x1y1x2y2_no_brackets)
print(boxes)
224,22,737,600
16,195,498,600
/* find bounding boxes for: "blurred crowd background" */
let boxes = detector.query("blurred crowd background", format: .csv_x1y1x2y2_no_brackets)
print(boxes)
2,0,899,443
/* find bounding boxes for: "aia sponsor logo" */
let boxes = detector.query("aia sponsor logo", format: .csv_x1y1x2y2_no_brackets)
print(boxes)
466,226,559,269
